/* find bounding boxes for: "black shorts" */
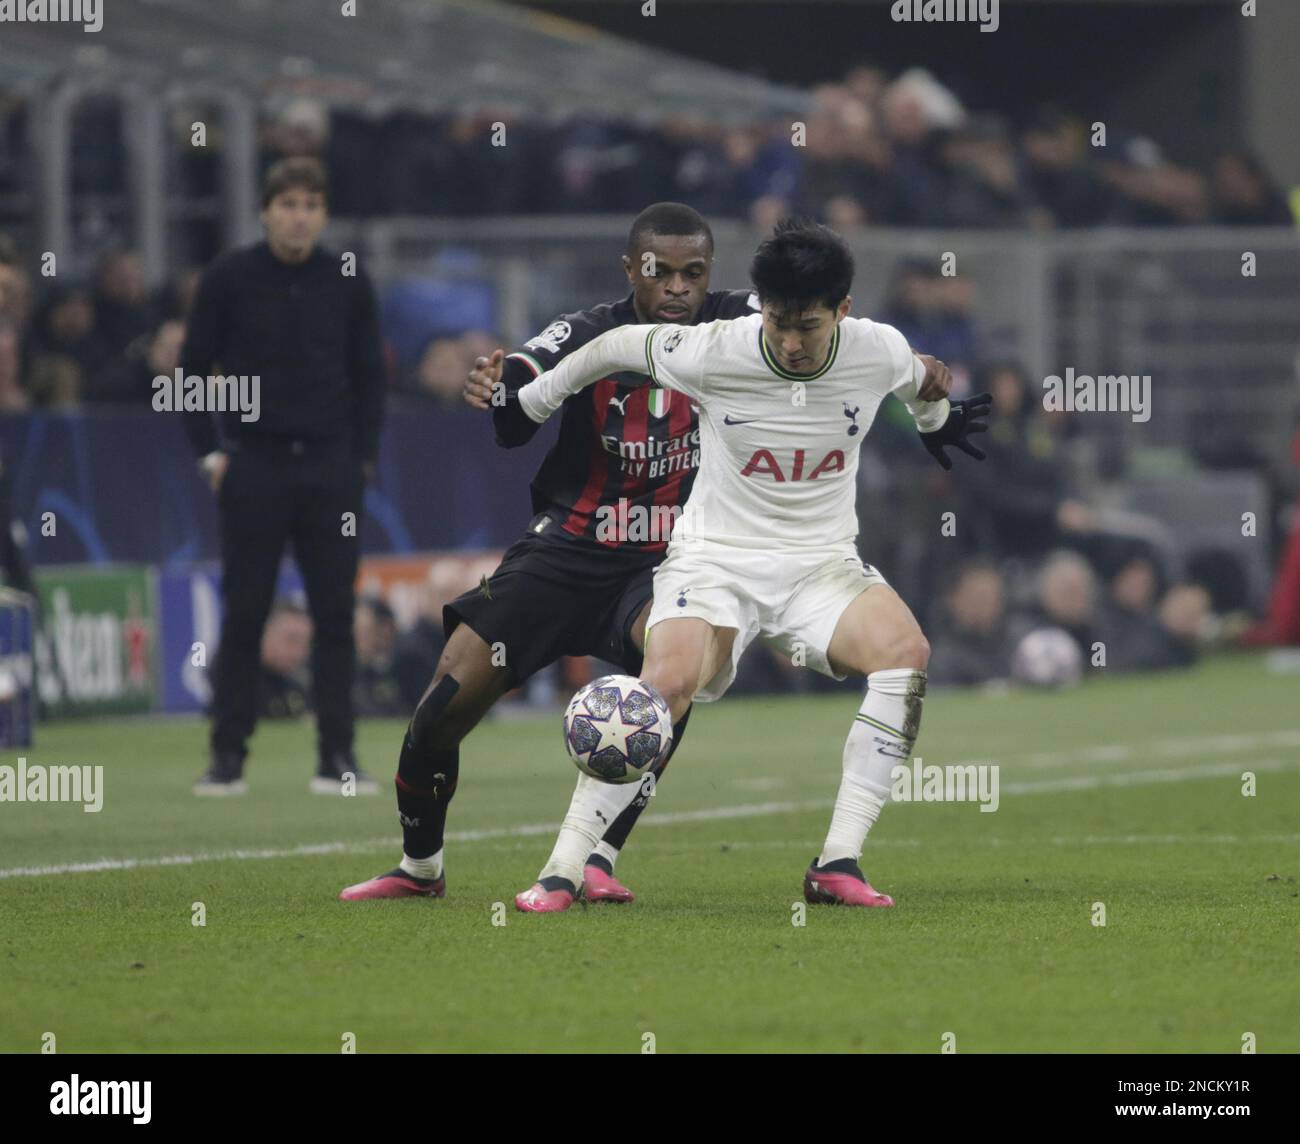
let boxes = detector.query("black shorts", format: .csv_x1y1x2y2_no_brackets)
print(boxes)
444,514,660,685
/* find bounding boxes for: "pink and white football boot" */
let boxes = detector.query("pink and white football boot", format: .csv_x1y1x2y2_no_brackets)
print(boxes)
582,863,635,903
515,881,577,912
339,867,445,901
803,857,895,908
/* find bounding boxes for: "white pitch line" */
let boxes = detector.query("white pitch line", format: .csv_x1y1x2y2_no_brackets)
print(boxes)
0,799,834,880
0,760,1296,881
1015,729,1300,769
1000,757,1293,794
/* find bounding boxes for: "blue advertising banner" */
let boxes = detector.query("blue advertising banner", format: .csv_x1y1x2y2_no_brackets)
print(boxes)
0,403,557,568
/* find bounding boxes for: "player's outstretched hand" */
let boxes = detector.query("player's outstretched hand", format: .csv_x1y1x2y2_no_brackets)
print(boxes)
919,392,992,470
464,348,505,410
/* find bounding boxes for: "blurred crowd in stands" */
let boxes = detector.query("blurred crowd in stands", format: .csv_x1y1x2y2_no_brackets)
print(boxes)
0,58,1295,411
236,66,1287,230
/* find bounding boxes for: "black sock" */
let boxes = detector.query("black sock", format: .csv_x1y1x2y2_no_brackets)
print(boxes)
815,856,864,879
394,675,462,861
395,730,459,860
539,875,577,895
590,706,691,859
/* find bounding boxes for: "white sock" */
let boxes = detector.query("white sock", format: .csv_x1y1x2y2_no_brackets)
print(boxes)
819,669,926,867
400,849,443,881
591,840,620,870
539,774,642,888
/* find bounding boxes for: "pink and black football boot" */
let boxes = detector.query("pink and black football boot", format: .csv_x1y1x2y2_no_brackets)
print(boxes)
582,859,635,903
515,877,578,912
339,867,445,901
803,857,895,908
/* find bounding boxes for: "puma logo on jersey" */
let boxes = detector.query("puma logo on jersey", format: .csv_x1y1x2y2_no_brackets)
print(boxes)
740,449,846,481
608,394,629,414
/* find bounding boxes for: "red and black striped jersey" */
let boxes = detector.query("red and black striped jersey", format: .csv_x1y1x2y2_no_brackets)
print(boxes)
493,289,760,552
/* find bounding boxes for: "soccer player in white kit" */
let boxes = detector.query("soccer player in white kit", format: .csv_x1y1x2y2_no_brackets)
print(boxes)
513,219,991,910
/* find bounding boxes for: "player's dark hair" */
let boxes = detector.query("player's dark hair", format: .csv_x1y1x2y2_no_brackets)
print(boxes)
262,156,328,208
626,202,713,257
749,218,854,312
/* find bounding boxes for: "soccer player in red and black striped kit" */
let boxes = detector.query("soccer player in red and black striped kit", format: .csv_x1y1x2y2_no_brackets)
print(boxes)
340,203,758,903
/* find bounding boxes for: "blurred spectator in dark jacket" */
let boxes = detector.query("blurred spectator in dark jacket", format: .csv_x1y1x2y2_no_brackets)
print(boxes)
1008,550,1099,660
929,559,1013,686
27,285,106,407
879,69,960,225
408,330,499,406
878,261,979,386
936,115,1045,229
1101,136,1209,227
1209,150,1293,226
1157,584,1210,664
1020,108,1114,228
354,596,404,716
796,86,899,229
1095,555,1203,671
257,600,313,720
410,336,465,406
87,317,185,405
94,250,155,359
958,361,1096,559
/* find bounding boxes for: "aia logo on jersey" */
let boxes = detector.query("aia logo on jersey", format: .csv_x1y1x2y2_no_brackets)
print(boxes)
740,449,845,482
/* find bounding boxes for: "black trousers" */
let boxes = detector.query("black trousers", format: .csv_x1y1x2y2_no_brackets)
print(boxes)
211,440,364,763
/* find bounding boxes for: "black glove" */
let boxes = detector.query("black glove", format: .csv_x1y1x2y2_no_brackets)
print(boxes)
918,392,992,471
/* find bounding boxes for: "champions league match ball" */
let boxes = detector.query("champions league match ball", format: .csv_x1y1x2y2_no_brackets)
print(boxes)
563,674,673,783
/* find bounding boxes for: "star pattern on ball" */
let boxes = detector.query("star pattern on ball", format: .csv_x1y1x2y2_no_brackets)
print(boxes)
590,707,641,756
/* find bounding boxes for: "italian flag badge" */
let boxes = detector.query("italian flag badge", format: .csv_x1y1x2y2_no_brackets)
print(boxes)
648,388,671,418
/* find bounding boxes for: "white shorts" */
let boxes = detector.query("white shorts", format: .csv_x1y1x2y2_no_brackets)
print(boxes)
645,538,889,701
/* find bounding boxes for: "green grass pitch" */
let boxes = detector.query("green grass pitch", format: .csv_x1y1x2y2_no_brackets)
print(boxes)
1,654,1297,1052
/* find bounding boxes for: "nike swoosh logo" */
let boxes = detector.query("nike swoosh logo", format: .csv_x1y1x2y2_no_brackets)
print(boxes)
723,415,761,426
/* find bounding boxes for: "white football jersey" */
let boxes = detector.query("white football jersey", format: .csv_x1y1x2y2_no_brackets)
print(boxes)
519,313,949,550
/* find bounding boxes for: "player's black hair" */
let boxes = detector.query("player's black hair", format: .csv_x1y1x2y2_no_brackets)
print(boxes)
749,217,855,313
626,202,714,257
